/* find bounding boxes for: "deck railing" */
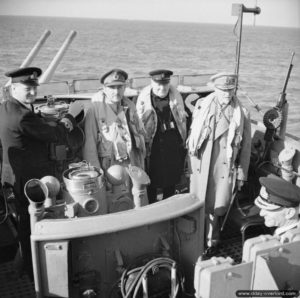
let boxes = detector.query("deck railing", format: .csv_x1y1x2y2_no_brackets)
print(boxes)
35,73,214,99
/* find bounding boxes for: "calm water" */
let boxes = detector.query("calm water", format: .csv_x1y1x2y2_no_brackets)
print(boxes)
0,15,299,136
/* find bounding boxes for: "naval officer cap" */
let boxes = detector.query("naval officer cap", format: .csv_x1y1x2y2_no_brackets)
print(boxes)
100,69,128,87
255,174,300,210
210,72,237,90
5,67,42,86
149,69,173,83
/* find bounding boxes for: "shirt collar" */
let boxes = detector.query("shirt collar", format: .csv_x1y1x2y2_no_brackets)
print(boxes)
151,90,169,101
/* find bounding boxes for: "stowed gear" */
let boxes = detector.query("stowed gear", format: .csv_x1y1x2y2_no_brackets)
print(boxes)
111,254,185,298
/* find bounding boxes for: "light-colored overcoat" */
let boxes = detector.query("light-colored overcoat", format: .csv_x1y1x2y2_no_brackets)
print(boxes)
189,92,251,216
82,91,146,171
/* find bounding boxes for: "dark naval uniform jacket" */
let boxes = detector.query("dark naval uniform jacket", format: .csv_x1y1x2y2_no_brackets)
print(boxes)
0,97,74,206
0,96,75,280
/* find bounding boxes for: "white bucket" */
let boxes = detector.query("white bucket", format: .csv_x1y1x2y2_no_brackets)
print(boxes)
63,165,107,216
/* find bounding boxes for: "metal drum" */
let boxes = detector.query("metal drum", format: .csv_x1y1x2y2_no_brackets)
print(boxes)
63,165,107,216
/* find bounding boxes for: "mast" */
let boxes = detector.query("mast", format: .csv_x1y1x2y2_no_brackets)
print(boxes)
253,0,258,26
231,3,261,94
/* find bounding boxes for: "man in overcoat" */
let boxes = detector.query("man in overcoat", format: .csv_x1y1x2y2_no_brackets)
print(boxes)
82,69,146,173
0,67,81,279
136,69,187,203
187,72,251,254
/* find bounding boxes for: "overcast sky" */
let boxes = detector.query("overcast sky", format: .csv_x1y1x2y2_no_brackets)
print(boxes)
0,0,299,28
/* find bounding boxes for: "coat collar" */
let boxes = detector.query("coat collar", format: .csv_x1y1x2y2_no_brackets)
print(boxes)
214,101,234,140
10,96,33,112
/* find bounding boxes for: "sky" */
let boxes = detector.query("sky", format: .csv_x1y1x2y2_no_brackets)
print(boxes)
0,0,299,28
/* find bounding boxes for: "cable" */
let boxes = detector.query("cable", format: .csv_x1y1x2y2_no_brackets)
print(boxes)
132,263,179,298
120,257,184,298
120,253,166,297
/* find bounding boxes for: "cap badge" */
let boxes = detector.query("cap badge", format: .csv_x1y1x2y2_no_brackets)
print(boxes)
30,72,37,80
226,77,235,85
113,73,120,80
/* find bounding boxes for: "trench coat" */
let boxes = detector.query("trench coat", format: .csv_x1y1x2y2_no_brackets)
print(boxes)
189,93,251,216
82,90,146,172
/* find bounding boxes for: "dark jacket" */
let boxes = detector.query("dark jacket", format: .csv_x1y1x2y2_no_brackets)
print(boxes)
0,97,73,204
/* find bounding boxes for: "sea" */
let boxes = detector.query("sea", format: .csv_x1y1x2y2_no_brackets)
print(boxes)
0,15,299,137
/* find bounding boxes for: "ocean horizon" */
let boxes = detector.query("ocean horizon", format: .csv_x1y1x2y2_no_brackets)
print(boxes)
0,15,299,136
1,13,299,28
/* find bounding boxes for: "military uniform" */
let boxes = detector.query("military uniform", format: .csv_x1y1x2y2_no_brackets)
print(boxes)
82,69,146,172
188,72,251,248
136,70,187,203
255,175,300,240
0,67,76,279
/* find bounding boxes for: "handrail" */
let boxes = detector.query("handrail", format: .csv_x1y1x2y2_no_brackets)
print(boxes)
31,193,201,241
39,30,77,84
34,74,215,98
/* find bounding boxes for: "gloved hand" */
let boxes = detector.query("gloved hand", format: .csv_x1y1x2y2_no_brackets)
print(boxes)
68,101,83,119
61,102,84,131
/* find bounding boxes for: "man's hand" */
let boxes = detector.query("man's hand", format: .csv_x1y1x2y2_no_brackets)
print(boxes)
237,179,244,191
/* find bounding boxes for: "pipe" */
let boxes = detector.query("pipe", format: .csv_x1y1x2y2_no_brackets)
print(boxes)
20,30,51,68
5,30,51,87
31,239,43,298
40,175,60,208
231,4,261,94
170,263,177,298
24,179,47,231
39,30,77,84
126,166,150,208
24,178,48,297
